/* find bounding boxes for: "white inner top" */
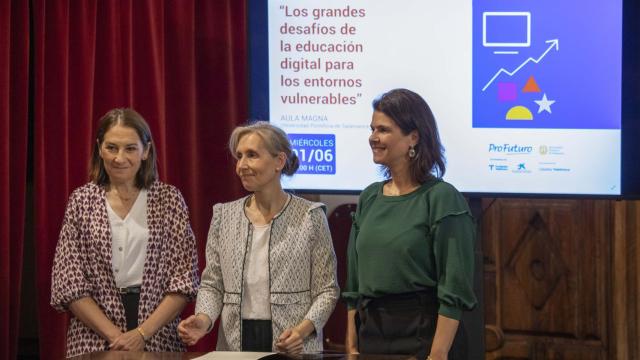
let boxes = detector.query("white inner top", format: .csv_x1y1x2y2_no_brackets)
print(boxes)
242,222,272,320
107,189,149,288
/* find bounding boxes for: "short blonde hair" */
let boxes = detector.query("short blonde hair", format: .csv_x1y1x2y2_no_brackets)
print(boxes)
228,121,299,176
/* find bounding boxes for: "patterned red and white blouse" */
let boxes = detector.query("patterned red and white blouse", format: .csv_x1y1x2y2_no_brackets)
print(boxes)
51,181,199,357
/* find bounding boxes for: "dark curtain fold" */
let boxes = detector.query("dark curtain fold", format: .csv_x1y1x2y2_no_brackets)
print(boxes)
33,1,247,358
0,1,30,359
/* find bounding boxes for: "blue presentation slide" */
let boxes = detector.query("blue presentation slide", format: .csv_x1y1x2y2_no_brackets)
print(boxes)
473,0,622,129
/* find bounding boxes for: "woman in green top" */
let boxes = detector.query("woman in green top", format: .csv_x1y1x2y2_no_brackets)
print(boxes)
343,89,477,360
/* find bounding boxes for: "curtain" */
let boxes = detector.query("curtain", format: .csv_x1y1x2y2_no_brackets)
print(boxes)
33,1,246,358
0,1,29,359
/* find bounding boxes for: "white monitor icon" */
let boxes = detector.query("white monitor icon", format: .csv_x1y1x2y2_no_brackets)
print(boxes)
483,12,531,53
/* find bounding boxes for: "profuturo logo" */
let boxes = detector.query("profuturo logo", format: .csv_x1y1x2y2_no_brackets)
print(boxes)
488,143,534,154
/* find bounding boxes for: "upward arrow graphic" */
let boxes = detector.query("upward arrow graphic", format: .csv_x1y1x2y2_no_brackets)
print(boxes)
481,39,560,92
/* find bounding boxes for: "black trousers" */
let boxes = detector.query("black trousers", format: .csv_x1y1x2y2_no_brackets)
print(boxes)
356,289,468,360
242,319,273,352
121,292,140,331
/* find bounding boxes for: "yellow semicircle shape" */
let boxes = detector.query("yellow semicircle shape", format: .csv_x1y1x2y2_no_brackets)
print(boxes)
505,106,533,120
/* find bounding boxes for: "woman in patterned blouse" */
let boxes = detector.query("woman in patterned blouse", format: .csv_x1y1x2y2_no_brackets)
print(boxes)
178,122,339,354
50,108,199,357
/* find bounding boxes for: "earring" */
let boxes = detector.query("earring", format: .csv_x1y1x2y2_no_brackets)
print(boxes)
408,145,416,158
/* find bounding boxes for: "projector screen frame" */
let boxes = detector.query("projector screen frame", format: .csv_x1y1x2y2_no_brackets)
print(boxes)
247,0,640,199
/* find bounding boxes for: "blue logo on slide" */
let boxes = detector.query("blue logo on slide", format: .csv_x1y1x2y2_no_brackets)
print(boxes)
488,143,533,154
288,134,336,175
472,0,621,129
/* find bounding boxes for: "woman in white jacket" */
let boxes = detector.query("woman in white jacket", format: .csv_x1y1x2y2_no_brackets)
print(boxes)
178,122,339,354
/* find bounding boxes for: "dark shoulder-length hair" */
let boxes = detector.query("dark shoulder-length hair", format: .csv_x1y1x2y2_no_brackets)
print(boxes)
89,108,158,189
373,88,445,183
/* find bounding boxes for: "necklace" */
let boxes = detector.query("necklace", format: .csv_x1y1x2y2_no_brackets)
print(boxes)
247,193,289,224
384,180,419,196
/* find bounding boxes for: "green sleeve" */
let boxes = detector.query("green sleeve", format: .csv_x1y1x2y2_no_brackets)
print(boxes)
432,213,478,320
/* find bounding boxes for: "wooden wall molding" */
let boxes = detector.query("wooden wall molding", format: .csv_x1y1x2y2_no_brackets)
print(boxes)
611,200,640,359
483,198,610,359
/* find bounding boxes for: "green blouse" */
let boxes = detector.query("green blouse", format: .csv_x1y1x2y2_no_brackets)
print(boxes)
342,179,477,320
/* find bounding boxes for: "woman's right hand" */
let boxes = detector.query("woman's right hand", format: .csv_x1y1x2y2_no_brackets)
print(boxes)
177,313,210,346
